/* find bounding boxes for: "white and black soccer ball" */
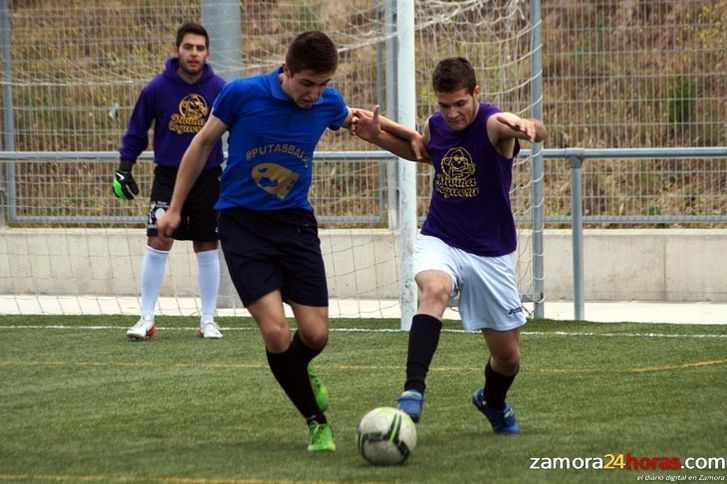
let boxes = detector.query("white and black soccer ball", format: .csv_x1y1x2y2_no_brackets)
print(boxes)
356,407,417,465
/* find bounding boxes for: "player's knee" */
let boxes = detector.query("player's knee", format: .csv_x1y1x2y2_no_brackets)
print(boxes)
492,351,521,374
148,236,172,251
260,324,290,352
301,328,328,350
421,283,451,307
193,240,218,252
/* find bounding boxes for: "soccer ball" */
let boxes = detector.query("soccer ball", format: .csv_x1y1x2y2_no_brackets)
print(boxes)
356,407,417,465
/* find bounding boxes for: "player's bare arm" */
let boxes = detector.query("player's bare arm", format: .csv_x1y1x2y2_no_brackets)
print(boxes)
488,112,547,143
487,112,547,158
348,105,430,163
421,117,431,146
157,114,228,238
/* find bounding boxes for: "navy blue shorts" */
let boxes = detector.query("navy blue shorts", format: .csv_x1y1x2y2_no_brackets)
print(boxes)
147,164,221,241
218,207,328,307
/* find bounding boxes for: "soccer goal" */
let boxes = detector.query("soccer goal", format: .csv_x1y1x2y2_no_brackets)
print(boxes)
0,0,543,322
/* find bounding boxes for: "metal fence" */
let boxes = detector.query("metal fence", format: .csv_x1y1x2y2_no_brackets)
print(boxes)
0,151,396,226
2,147,725,227
555,146,727,319
2,1,725,228
542,0,726,150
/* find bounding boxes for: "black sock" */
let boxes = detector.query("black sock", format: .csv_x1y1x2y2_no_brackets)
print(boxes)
290,330,327,424
404,314,442,394
290,330,323,366
483,359,518,411
266,345,326,424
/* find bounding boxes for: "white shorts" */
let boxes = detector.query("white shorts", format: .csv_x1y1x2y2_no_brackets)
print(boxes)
413,234,527,332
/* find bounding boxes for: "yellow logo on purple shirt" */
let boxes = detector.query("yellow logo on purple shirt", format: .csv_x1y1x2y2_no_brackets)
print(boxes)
169,94,209,134
434,147,480,198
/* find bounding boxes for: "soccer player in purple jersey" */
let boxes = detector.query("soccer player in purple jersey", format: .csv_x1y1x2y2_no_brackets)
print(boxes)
352,57,547,434
157,31,426,452
114,23,226,341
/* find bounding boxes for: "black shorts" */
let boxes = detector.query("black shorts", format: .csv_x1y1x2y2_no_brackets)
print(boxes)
147,164,221,241
218,207,328,307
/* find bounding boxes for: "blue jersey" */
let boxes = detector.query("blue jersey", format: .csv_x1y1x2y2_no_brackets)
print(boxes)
213,67,349,211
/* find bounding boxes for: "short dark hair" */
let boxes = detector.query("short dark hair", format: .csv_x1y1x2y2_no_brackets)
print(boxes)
285,31,339,75
176,22,209,48
432,57,477,94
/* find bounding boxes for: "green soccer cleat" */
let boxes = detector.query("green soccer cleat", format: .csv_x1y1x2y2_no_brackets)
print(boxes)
307,421,336,452
307,365,330,412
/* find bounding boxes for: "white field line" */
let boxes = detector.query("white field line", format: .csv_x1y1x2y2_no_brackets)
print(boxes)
1,324,727,338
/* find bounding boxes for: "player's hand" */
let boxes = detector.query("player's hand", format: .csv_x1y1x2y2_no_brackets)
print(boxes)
409,136,431,164
350,105,382,141
112,169,139,200
156,208,181,239
494,113,536,142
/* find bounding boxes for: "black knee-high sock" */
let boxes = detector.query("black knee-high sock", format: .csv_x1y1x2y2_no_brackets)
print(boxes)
483,359,518,410
290,330,323,366
404,314,442,394
289,330,327,422
266,344,326,424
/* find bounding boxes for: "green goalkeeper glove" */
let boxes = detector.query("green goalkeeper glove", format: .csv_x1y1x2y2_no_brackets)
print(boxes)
112,160,139,200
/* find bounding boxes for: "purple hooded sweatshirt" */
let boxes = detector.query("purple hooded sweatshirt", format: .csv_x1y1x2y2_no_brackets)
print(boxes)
119,57,225,170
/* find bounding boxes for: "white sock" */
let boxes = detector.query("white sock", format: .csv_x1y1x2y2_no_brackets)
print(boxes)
196,249,220,324
140,245,169,319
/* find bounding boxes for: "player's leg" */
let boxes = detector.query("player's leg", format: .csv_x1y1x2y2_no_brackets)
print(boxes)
277,209,335,451
218,207,333,451
276,207,330,409
141,234,174,316
247,294,333,451
289,302,335,452
471,328,522,434
183,166,222,338
397,234,458,422
127,234,172,340
246,293,310,408
247,291,310,414
127,166,176,340
192,240,221,338
482,328,521,409
396,270,451,422
460,251,525,434
289,302,330,412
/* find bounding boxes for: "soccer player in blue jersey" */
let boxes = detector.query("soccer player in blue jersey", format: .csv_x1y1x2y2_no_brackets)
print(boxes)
156,31,425,452
352,57,547,434
114,23,226,341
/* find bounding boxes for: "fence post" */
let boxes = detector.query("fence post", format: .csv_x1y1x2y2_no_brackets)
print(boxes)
385,0,399,230
568,152,585,320
203,1,243,309
1,0,16,227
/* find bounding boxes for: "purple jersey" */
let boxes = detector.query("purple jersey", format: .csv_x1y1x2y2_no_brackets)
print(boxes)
420,103,520,257
119,57,226,170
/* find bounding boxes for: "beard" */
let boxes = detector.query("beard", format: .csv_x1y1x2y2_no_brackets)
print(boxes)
178,59,203,76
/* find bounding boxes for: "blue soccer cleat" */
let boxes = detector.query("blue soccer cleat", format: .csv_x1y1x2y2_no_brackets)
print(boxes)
472,386,521,435
397,390,424,423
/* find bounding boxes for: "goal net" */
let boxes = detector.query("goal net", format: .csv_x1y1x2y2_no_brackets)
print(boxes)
0,0,540,321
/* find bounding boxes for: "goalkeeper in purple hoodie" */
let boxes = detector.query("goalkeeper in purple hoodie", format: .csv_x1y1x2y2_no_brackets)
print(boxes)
113,22,226,340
